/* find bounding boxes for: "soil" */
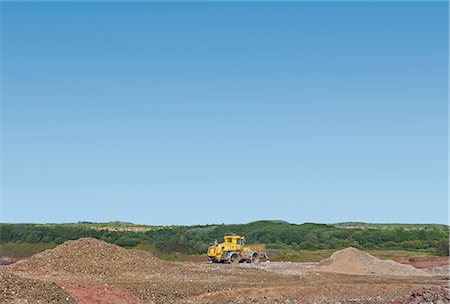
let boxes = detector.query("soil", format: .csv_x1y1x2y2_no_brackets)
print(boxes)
0,271,77,304
2,238,448,304
428,265,450,275
0,256,19,266
392,286,450,304
396,256,450,269
241,261,315,275
62,283,148,304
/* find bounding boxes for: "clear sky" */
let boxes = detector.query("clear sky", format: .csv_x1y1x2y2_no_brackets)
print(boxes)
1,1,448,225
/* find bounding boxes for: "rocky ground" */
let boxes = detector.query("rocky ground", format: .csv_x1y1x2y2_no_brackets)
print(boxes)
392,286,450,304
0,271,77,304
1,238,449,304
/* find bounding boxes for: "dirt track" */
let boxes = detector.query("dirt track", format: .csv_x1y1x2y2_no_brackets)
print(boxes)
1,238,449,304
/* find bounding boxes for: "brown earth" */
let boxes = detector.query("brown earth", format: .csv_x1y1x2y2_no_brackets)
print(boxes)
0,271,77,304
62,283,148,304
0,256,19,266
186,284,450,304
396,256,450,269
2,238,449,304
392,286,450,304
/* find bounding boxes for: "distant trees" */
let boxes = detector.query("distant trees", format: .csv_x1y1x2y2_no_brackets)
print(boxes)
114,236,141,247
1,221,448,255
144,222,449,254
436,240,449,256
0,224,145,248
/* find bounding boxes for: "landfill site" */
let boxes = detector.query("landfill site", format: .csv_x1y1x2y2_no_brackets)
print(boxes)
0,238,449,304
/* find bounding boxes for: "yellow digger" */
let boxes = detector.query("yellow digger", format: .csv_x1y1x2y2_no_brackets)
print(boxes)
207,235,267,264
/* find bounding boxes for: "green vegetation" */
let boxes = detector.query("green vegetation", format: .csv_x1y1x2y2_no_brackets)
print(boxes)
1,221,448,259
436,240,450,256
0,224,144,247
77,221,165,230
0,242,58,258
333,222,449,230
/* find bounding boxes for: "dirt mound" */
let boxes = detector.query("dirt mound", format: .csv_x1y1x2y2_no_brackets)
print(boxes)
0,271,77,304
10,238,162,276
316,247,430,276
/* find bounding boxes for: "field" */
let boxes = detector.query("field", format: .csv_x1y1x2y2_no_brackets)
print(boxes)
1,222,449,303
1,237,448,304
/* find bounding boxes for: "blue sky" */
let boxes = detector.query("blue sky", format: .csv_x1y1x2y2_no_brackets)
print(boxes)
1,1,448,225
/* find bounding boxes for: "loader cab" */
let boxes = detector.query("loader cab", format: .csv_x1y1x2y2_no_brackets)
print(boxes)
223,235,244,251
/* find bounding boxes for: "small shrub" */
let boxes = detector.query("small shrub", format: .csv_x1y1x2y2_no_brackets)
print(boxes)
436,240,449,256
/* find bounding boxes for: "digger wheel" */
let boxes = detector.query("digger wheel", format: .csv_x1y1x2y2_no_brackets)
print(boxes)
251,253,260,263
229,253,240,265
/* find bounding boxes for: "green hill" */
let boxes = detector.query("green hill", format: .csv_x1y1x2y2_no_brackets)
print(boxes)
1,221,448,258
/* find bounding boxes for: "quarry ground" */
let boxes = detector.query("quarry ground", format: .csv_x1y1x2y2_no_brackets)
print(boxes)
1,238,449,304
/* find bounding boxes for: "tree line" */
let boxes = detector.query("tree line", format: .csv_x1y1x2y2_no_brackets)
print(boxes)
1,221,448,256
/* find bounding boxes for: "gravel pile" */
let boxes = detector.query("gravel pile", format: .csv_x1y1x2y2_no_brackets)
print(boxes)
0,271,77,304
316,247,429,276
10,238,162,276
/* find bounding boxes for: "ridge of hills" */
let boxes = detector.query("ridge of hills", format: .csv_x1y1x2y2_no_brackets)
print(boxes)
1,220,448,259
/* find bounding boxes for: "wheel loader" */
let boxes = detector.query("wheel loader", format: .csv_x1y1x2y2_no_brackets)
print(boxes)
207,235,267,264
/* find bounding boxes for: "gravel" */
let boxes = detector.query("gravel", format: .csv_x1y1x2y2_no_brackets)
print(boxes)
10,238,162,277
236,261,317,276
2,239,446,304
316,247,430,276
392,286,450,304
0,270,77,304
426,265,450,276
